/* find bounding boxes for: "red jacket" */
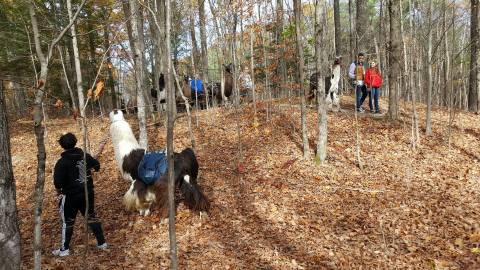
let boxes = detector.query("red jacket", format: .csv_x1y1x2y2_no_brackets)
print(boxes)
365,68,383,88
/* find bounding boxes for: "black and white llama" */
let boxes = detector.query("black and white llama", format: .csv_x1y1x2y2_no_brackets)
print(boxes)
309,58,341,111
109,110,210,216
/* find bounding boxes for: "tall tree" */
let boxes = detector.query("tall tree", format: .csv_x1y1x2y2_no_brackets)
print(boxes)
348,0,354,60
315,0,327,163
0,80,21,270
275,0,287,95
189,0,199,68
28,1,87,269
165,0,178,267
387,0,401,121
426,0,434,134
67,0,86,117
293,0,310,159
355,0,368,54
469,0,479,112
129,0,148,148
333,0,341,56
198,0,209,107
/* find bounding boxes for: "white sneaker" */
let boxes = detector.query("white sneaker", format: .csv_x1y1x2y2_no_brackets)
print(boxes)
97,242,108,250
52,248,70,257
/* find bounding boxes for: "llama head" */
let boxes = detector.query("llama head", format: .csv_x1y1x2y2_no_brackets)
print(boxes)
109,109,125,123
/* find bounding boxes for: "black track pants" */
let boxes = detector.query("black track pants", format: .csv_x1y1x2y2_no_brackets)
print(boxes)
58,192,106,250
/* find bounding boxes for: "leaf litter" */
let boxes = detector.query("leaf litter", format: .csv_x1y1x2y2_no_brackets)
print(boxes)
10,96,480,269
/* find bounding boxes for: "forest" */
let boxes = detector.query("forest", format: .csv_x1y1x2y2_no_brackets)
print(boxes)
0,0,479,269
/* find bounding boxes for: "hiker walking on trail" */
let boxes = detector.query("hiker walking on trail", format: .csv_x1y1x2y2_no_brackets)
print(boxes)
348,52,368,112
52,133,107,257
365,60,383,114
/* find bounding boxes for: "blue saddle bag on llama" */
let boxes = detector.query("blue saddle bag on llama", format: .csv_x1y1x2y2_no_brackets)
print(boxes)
138,150,168,185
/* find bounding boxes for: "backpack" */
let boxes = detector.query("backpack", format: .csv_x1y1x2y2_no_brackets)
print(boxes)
137,150,168,185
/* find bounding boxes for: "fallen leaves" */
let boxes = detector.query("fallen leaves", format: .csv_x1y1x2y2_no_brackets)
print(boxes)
10,96,480,269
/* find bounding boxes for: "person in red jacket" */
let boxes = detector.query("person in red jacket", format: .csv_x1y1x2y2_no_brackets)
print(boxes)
365,60,383,114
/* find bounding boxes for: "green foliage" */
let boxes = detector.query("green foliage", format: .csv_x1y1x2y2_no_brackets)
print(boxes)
282,23,295,39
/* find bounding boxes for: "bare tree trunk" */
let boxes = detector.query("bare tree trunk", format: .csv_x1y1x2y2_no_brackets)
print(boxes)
356,0,367,54
67,0,86,116
447,3,456,148
379,0,389,97
293,0,310,159
232,13,243,162
259,3,270,117
388,0,401,121
442,0,449,107
198,0,210,109
250,27,257,116
0,79,21,270
165,0,178,266
58,46,78,112
137,7,154,118
333,0,341,56
426,0,434,134
129,0,148,149
189,1,199,68
469,0,479,112
207,0,227,103
157,0,166,118
275,0,287,96
29,1,87,269
315,0,327,163
408,0,420,147
348,0,355,60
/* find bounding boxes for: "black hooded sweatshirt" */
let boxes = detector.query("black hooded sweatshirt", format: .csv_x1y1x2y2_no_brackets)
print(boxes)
53,147,100,196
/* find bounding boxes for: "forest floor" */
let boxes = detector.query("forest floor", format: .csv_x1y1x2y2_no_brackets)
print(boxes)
11,95,480,269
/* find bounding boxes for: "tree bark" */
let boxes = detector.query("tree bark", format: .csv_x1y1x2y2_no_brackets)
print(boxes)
387,0,401,121
315,0,327,163
333,0,341,56
58,45,78,112
348,0,354,60
189,1,199,70
129,0,148,149
275,0,287,96
0,79,21,270
67,0,86,117
29,1,87,268
469,0,479,112
198,0,209,108
426,0,434,134
356,0,368,54
250,27,257,116
408,0,420,147
165,0,178,266
293,0,311,159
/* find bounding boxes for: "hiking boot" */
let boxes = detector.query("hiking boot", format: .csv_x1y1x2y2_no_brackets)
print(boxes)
375,110,381,114
356,108,365,113
52,248,70,257
97,242,108,250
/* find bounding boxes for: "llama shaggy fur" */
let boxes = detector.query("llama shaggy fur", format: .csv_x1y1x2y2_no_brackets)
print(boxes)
109,109,210,216
109,110,140,182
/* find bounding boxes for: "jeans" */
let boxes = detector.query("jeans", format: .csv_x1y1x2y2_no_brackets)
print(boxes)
370,88,381,112
355,85,368,110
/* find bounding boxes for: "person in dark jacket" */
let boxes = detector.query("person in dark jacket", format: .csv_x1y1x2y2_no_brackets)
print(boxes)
52,133,107,257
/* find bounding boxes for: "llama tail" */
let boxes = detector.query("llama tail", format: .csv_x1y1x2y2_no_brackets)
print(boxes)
180,175,210,212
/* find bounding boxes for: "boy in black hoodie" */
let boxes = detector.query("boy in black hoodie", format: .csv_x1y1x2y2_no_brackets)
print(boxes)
52,133,107,256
